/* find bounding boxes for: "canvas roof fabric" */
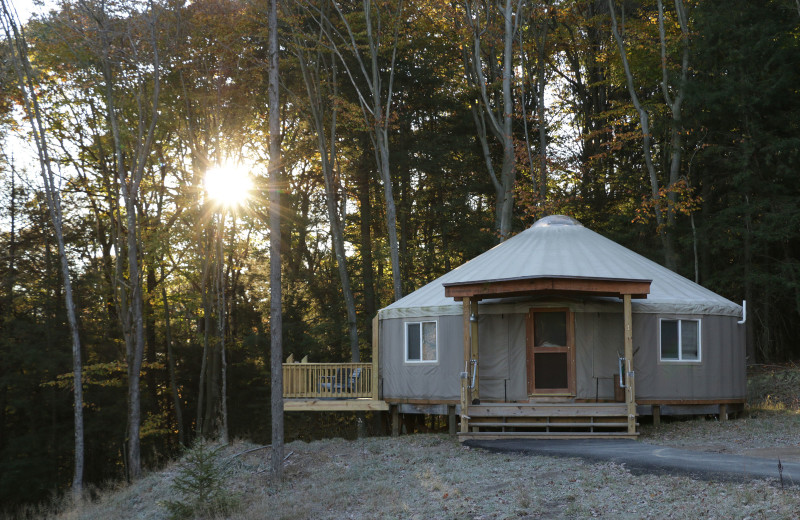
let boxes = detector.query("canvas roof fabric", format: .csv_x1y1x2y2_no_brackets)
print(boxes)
379,215,743,319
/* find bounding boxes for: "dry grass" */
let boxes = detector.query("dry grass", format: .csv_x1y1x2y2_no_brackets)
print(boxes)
53,365,800,519
55,433,800,520
747,364,800,411
640,364,800,459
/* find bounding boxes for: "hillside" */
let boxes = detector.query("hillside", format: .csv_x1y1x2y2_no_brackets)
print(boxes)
37,365,800,519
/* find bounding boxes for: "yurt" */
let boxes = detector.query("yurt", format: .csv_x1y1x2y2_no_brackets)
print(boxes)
377,215,746,437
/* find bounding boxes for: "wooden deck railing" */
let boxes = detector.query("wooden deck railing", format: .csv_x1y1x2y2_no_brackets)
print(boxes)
283,362,376,399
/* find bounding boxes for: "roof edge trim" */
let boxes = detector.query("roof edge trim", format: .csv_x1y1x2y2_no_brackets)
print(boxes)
443,275,652,301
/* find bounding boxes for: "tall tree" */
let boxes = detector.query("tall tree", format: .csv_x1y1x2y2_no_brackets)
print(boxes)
311,0,406,301
288,6,360,361
607,0,678,269
0,0,85,498
268,0,284,481
461,0,522,240
76,0,162,478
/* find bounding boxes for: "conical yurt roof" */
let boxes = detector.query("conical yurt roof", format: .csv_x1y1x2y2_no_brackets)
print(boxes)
379,215,741,319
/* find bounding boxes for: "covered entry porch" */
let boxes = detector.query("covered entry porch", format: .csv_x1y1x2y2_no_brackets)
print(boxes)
443,275,651,439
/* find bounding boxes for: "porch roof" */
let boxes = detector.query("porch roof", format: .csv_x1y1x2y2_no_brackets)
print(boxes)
443,275,651,301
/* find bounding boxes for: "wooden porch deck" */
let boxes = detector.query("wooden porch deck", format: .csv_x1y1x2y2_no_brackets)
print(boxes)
282,321,387,412
459,401,638,440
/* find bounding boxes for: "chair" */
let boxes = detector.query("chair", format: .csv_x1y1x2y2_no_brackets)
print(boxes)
319,367,362,395
319,368,343,394
343,367,362,393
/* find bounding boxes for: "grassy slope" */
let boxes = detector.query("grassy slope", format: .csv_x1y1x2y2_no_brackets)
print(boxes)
58,435,800,520
56,366,800,520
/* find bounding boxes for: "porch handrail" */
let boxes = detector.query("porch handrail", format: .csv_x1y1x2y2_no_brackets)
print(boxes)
283,362,375,399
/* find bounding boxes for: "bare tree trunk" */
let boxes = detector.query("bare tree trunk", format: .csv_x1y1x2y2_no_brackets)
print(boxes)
145,266,158,408
84,0,161,478
268,0,284,481
608,0,677,270
0,1,84,497
536,11,548,200
160,275,184,446
196,226,213,436
291,21,360,361
657,0,690,229
216,213,229,443
463,0,521,240
357,136,376,325
315,0,405,301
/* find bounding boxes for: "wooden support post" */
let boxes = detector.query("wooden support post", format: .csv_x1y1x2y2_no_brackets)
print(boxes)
623,294,636,435
448,405,456,436
391,405,399,437
470,299,479,403
460,298,471,433
719,404,728,422
372,315,380,400
652,404,661,427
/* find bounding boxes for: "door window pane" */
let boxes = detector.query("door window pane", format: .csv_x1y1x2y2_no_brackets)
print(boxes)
534,312,567,347
534,352,568,389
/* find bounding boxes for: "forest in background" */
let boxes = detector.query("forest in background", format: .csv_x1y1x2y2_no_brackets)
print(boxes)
1,0,799,509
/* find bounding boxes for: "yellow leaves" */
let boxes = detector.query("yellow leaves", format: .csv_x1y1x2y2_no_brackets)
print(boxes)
140,410,173,438
43,360,166,389
633,178,703,225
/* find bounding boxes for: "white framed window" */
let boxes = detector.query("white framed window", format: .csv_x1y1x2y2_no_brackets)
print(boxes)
405,321,437,363
660,319,701,362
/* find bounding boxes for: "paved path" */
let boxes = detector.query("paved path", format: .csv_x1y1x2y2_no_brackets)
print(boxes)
464,439,800,485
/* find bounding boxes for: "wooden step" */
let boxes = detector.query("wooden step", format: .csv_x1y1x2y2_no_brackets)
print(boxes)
459,431,639,440
468,421,630,429
468,404,629,418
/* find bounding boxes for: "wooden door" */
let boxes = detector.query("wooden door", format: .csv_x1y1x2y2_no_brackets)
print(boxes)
526,308,575,395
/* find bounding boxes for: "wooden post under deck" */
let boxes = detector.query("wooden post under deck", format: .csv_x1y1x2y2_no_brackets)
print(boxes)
372,315,380,400
623,294,636,435
461,298,471,433
470,299,479,403
391,405,399,437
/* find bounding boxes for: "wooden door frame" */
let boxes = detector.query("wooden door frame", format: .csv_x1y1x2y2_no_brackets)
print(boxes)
526,307,576,396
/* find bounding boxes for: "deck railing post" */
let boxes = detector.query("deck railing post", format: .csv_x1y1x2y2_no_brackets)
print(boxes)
372,315,380,400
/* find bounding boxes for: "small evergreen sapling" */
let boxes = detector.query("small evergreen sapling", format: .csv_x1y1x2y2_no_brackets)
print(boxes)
163,440,239,519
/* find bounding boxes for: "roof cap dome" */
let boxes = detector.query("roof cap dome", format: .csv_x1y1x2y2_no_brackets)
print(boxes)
531,215,583,228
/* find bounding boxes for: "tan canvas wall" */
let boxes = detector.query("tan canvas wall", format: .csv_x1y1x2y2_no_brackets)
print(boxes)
476,313,527,401
379,315,462,400
575,312,625,400
380,308,745,403
634,314,746,400
379,313,527,401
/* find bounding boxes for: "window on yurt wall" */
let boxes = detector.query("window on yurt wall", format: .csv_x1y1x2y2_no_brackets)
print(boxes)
406,321,437,362
659,319,701,362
